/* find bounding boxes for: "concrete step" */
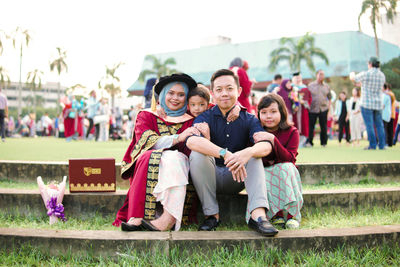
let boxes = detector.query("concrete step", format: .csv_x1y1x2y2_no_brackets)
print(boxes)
1,187,399,222
1,160,400,187
1,225,399,257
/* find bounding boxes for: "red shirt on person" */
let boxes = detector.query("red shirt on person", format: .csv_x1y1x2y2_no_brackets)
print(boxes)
262,126,299,167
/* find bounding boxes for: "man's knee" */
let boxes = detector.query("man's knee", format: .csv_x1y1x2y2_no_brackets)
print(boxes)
246,157,263,169
190,151,211,165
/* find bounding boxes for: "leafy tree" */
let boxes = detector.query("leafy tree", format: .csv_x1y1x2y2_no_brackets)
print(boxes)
26,69,44,116
9,27,32,116
0,30,7,56
0,66,10,90
67,83,86,96
98,62,124,109
138,55,178,82
50,47,68,114
268,32,329,74
381,56,400,98
358,0,398,58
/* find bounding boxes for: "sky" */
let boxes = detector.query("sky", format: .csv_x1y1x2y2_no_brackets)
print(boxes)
0,0,388,95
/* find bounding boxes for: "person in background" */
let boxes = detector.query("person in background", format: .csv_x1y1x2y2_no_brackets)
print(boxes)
144,78,157,109
393,101,400,145
0,88,8,142
62,96,75,142
41,112,53,136
126,105,136,140
277,79,295,123
306,70,332,147
249,93,258,115
292,72,311,147
348,88,363,146
334,91,351,145
98,98,110,142
251,93,303,229
383,83,396,147
229,57,253,110
267,74,282,93
350,57,386,150
382,85,392,147
85,90,100,141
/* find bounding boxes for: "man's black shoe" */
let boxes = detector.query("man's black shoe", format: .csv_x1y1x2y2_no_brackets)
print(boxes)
198,216,220,231
248,216,278,237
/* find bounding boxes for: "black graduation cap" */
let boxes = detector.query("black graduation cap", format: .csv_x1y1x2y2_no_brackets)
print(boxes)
154,73,197,95
292,71,300,77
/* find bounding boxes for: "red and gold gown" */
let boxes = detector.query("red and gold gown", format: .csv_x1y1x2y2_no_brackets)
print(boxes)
113,110,196,229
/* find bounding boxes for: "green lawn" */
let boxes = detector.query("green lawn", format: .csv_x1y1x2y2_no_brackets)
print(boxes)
0,137,399,163
1,244,398,266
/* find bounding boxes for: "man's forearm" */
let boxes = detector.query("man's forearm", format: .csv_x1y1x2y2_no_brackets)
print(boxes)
247,141,272,158
186,136,223,158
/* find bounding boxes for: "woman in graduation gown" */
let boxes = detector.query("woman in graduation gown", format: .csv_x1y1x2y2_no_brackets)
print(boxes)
113,73,199,231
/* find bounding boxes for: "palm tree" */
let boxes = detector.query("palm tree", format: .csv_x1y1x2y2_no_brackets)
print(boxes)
268,32,329,74
0,30,7,56
67,83,86,96
358,0,398,58
50,47,68,114
26,69,44,115
138,55,178,82
10,27,32,116
0,66,10,90
98,62,124,109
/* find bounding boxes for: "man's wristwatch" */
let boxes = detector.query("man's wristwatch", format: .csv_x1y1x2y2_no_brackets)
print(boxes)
219,148,227,159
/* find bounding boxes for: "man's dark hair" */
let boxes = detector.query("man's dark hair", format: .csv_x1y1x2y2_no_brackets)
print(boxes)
210,69,240,90
369,57,380,68
274,74,282,80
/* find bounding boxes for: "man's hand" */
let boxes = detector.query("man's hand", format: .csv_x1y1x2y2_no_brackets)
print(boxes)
193,122,210,140
224,150,252,182
253,131,275,144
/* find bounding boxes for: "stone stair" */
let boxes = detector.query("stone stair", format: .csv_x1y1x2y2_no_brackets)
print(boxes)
1,160,399,257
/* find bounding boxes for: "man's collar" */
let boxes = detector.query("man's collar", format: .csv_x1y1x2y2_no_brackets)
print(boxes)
212,104,236,118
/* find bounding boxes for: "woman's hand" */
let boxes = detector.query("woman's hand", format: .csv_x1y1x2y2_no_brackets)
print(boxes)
194,122,210,140
227,104,241,122
253,131,275,144
177,127,201,143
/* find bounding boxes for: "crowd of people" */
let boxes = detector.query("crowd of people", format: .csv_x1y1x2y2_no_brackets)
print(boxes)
0,89,142,142
230,56,399,150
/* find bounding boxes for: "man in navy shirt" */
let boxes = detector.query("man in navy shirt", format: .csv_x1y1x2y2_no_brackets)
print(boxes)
187,69,278,236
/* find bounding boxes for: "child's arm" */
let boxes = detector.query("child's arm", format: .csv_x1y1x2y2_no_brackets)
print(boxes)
156,106,167,119
193,122,210,140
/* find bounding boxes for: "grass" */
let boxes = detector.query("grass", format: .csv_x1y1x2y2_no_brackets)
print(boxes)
0,137,400,163
1,206,399,231
0,243,399,266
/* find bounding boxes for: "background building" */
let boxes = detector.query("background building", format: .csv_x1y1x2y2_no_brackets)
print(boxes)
3,81,66,109
127,31,400,95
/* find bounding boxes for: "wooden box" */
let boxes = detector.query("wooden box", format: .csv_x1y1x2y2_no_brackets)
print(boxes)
69,158,116,192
